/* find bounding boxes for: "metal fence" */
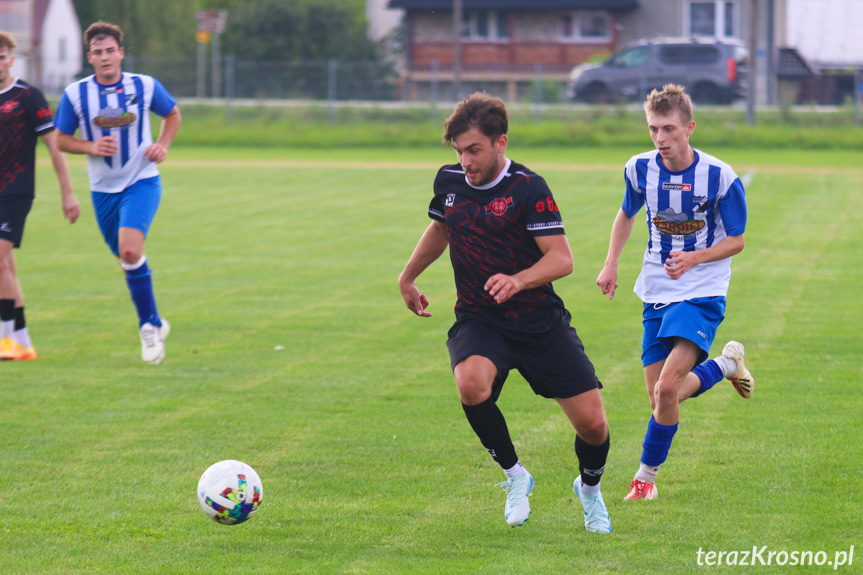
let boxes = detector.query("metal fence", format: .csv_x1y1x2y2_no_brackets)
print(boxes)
124,55,402,102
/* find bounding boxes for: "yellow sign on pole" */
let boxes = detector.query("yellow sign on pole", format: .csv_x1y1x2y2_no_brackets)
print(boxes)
197,30,211,44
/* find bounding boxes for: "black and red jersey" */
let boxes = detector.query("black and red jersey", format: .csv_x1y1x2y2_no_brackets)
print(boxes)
429,158,570,333
0,79,55,198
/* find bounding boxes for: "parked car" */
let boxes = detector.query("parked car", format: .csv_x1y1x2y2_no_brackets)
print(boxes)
566,37,749,105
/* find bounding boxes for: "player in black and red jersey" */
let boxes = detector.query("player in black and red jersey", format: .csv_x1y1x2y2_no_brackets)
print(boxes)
0,32,79,360
398,93,612,533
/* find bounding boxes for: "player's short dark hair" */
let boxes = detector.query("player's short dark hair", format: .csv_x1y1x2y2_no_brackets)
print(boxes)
644,84,693,124
0,31,17,52
84,21,123,50
443,92,508,146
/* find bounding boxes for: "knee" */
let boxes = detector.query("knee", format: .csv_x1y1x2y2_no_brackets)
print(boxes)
119,248,144,266
653,380,679,408
576,417,608,445
456,373,492,406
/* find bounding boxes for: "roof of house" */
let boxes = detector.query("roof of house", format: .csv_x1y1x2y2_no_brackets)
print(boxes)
389,0,639,10
777,47,816,78
32,0,50,44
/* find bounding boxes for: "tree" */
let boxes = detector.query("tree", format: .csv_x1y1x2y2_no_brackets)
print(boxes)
221,0,381,62
72,0,197,56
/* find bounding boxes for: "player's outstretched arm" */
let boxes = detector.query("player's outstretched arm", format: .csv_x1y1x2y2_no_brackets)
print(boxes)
40,130,79,223
399,220,449,317
145,105,181,164
597,209,636,300
485,234,573,304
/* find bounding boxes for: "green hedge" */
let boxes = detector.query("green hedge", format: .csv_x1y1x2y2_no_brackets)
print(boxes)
169,101,863,150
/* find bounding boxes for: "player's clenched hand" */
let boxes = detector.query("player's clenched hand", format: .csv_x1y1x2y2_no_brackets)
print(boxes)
400,281,432,317
144,143,168,164
596,265,619,300
485,273,524,304
664,250,698,280
63,195,81,224
91,136,118,157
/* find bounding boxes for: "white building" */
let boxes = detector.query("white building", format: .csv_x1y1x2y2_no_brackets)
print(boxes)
0,0,82,94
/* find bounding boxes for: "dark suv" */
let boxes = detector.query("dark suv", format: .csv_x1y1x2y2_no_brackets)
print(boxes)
566,37,749,104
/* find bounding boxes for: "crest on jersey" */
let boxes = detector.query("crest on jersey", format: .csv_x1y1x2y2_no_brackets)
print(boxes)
93,106,137,128
485,196,513,216
0,101,19,114
653,208,705,236
445,193,455,207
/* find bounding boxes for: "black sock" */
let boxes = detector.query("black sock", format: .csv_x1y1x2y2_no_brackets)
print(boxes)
14,306,25,330
575,432,610,487
462,397,519,470
0,299,14,322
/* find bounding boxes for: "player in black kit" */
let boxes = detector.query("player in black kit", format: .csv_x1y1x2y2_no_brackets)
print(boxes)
398,93,612,532
0,32,79,361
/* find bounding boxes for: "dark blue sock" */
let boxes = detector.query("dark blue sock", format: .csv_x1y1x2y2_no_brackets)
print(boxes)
690,359,724,398
641,415,678,467
124,259,161,328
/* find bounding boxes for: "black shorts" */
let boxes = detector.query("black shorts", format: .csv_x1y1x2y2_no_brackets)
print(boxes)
0,196,33,248
446,314,602,400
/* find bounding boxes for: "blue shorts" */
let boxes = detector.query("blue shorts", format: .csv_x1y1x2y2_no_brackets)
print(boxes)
91,176,162,256
641,296,726,367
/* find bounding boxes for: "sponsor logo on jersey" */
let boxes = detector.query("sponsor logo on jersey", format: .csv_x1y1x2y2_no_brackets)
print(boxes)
485,196,513,216
93,106,137,128
36,107,52,118
662,182,692,191
0,101,18,114
653,208,705,236
100,86,124,95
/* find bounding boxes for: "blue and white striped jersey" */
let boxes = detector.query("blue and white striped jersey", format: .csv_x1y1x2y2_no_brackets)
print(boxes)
55,73,176,193
622,148,747,303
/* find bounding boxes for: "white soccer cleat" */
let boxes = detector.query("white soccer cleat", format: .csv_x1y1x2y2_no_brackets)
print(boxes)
140,322,165,364
722,340,754,398
573,475,612,533
159,318,171,343
496,472,534,527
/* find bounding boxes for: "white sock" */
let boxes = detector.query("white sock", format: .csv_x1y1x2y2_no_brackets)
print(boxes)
503,461,527,478
579,479,602,496
0,320,12,339
714,355,738,378
634,463,660,484
14,327,31,348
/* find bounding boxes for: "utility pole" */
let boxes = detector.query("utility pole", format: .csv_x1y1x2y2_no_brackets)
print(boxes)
746,0,758,125
452,0,462,101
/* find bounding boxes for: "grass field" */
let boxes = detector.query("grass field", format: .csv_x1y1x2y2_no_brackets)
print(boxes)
1,144,860,574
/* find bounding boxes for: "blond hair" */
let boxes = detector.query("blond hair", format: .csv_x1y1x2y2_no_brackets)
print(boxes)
644,84,693,124
0,31,18,52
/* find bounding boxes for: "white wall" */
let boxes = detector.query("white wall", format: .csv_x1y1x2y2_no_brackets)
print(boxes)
786,0,863,66
367,0,402,42
40,0,82,94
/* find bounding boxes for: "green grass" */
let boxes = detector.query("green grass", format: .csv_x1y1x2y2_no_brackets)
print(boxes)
1,145,860,574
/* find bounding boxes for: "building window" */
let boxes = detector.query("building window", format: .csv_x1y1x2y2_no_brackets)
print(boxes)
463,10,509,40
687,1,739,38
560,11,612,41
59,37,67,62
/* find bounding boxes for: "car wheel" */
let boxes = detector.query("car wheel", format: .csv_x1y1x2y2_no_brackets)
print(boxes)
692,82,720,105
580,83,610,104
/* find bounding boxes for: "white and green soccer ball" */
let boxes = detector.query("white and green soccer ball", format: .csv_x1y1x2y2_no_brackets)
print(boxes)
197,460,263,525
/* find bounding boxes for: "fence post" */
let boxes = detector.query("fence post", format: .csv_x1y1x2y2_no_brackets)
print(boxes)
328,59,337,125
196,40,206,98
855,68,861,127
430,60,439,120
534,63,542,121
225,54,235,123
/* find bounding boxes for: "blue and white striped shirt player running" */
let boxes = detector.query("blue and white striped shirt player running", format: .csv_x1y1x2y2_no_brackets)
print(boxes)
622,148,747,304
55,72,176,193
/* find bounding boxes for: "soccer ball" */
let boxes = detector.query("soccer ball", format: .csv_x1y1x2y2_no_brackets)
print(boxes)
197,460,263,525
